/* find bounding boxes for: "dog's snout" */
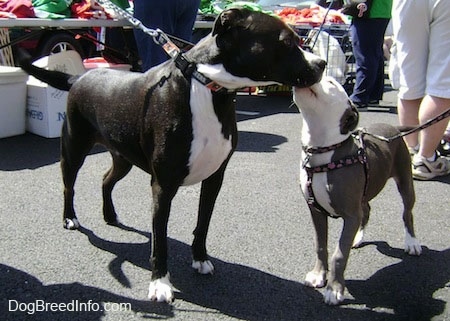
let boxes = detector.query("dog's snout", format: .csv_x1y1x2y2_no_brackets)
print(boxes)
313,58,327,72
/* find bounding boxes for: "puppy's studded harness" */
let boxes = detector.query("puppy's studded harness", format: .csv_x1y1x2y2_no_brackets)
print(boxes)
302,131,369,218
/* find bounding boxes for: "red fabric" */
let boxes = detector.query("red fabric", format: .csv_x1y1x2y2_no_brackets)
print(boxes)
71,0,110,19
0,0,35,18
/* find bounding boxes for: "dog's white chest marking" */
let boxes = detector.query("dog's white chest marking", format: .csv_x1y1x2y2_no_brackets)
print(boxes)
300,151,338,217
183,80,232,186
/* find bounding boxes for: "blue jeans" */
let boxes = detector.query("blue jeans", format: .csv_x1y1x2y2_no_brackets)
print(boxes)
350,18,390,104
133,0,200,71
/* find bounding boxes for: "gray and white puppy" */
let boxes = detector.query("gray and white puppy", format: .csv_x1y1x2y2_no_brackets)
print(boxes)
293,77,422,305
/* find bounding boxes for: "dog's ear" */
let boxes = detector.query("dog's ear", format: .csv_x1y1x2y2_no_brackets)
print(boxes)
213,8,245,36
340,101,359,134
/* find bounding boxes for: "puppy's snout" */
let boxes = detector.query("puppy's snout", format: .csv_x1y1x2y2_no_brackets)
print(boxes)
314,58,327,72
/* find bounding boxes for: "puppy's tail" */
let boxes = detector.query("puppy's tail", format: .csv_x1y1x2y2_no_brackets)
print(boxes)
17,48,79,91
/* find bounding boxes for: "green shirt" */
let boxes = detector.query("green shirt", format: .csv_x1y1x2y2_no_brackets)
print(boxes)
369,0,393,19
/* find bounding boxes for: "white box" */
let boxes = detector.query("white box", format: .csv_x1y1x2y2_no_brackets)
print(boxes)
0,66,28,139
26,84,69,138
26,51,85,138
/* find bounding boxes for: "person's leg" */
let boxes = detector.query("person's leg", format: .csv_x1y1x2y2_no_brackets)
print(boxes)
133,0,154,71
418,96,450,158
134,0,178,71
350,20,370,106
392,0,427,150
368,18,390,103
418,0,450,158
412,95,450,180
350,19,387,106
398,98,421,150
173,0,200,42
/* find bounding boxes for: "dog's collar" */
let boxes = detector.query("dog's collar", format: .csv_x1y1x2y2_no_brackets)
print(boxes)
174,53,233,93
302,135,353,155
156,31,233,94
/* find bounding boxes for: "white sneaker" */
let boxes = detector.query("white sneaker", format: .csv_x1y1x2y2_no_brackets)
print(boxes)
408,146,419,156
412,154,450,180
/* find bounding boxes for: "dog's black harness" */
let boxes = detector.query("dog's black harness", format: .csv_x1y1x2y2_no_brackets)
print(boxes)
302,131,369,218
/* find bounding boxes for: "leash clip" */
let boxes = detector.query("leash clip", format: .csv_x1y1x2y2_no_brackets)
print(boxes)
154,29,180,59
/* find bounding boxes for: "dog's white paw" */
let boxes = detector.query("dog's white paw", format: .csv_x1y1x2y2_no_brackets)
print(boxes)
352,228,364,248
405,232,422,256
148,274,174,303
324,288,344,305
192,260,214,274
63,218,80,230
304,270,327,288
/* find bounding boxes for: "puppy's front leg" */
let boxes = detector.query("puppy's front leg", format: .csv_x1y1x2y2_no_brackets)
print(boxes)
325,215,361,305
192,164,228,275
148,182,178,303
305,207,329,288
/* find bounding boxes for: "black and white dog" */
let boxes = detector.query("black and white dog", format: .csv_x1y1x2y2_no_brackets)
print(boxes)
294,77,422,305
20,8,325,302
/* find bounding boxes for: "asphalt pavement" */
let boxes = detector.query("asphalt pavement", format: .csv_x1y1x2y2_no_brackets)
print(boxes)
1,85,449,321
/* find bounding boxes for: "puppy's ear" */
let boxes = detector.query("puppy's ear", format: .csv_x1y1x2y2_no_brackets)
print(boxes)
340,101,359,134
213,8,245,36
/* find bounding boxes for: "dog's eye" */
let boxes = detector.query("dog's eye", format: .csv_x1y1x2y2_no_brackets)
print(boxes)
284,37,293,47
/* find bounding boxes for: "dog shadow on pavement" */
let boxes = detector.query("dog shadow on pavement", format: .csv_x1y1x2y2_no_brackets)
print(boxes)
72,224,428,321
345,241,449,321
0,263,174,321
0,133,106,171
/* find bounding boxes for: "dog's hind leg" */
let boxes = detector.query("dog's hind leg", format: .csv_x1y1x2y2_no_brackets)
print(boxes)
60,119,96,230
102,153,132,225
191,164,228,275
305,207,328,289
394,174,422,256
325,214,361,305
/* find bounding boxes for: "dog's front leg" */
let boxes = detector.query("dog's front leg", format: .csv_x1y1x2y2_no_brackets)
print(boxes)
305,207,329,289
325,215,361,305
148,182,178,303
191,163,228,275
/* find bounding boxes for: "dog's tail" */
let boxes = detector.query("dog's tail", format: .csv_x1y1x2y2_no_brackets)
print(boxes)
17,48,79,91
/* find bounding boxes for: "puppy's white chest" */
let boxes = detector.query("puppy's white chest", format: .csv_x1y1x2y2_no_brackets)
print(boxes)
183,81,232,186
300,152,338,216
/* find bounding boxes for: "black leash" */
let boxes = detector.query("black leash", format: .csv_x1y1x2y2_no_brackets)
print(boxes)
363,107,450,142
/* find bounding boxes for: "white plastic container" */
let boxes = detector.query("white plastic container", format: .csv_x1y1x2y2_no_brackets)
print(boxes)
26,51,86,138
0,66,28,139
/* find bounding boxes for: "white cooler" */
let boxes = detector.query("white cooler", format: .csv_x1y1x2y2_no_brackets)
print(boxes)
0,66,28,139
